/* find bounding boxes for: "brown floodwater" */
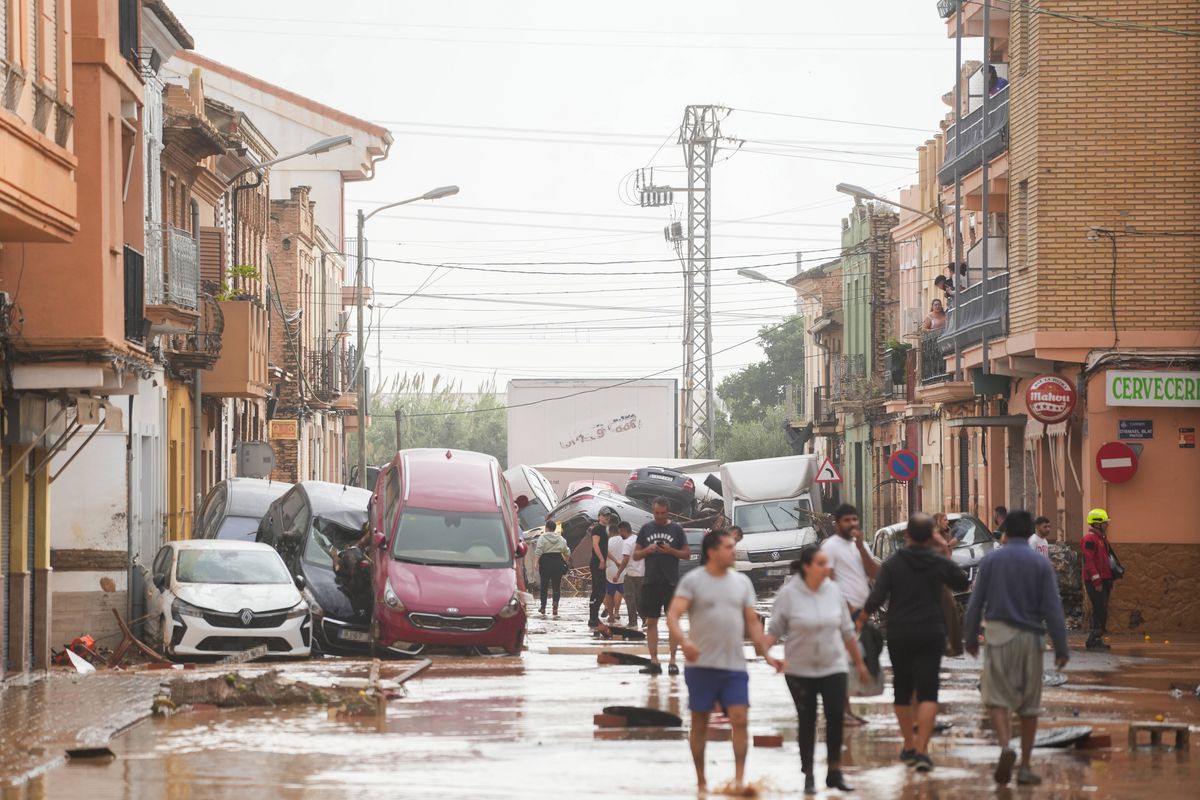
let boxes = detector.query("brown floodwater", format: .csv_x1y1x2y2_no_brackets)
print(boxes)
9,598,1199,799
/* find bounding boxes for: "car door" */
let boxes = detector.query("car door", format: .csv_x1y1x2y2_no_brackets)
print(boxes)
277,489,312,571
145,545,175,640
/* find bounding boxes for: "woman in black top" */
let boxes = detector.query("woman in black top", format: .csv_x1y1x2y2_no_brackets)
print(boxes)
864,513,969,774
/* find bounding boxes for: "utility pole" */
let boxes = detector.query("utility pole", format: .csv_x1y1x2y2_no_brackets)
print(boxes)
640,105,724,458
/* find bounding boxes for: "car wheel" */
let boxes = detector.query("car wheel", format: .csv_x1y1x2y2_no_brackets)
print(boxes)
506,629,525,656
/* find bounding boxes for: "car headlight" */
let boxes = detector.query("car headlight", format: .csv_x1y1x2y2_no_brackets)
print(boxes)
735,549,750,562
384,579,405,611
287,601,309,619
498,591,522,619
171,598,206,620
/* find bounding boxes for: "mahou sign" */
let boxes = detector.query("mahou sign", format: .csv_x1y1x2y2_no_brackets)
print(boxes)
1026,375,1077,424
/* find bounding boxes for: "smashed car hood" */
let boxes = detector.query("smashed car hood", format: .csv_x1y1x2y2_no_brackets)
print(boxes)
176,582,300,614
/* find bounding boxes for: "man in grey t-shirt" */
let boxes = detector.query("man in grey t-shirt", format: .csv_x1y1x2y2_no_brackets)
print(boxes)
667,529,780,795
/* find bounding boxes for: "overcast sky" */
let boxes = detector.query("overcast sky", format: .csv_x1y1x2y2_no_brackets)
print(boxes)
171,0,975,393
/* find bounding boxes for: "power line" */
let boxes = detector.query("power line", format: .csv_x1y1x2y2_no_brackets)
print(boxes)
399,315,809,418
985,0,1200,38
730,107,933,133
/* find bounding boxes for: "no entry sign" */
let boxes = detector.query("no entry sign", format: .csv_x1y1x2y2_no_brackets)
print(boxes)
888,449,919,482
1096,441,1138,483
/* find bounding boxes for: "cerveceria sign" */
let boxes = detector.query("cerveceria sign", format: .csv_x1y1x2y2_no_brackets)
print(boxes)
1106,370,1200,408
1026,375,1077,424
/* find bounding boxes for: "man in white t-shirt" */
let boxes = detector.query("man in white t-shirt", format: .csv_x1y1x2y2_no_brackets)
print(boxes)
820,503,880,726
1029,517,1052,559
820,504,880,615
619,522,644,627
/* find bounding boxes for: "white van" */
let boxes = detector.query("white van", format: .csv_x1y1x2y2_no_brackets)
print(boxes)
721,455,822,585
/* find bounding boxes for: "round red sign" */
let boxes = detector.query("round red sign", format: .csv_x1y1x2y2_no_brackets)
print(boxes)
1025,375,1077,424
1096,441,1138,483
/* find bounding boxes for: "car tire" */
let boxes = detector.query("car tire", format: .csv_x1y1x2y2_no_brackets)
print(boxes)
506,628,525,656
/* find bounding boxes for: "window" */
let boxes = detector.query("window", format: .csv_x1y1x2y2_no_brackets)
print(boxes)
197,486,226,538
391,508,511,567
303,517,363,567
383,467,400,538
732,498,815,535
950,516,993,548
214,516,262,543
151,546,173,581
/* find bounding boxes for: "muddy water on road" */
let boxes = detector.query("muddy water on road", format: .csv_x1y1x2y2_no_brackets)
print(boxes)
28,598,1200,799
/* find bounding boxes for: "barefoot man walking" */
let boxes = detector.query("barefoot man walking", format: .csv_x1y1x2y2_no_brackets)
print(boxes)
667,528,781,793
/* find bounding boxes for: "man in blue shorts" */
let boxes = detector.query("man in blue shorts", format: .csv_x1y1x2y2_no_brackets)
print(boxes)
668,528,781,794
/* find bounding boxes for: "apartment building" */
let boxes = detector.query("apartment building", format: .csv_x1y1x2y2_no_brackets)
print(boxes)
910,1,1200,632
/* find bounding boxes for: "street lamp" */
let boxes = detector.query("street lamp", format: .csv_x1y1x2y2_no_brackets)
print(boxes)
227,134,353,184
835,182,941,225
737,267,793,288
354,185,461,488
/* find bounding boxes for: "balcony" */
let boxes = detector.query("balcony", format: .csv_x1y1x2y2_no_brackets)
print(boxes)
0,60,78,243
938,84,1008,186
205,300,269,398
306,344,350,404
146,226,201,333
812,386,837,432
164,293,224,372
830,354,888,406
919,330,950,385
942,271,1008,355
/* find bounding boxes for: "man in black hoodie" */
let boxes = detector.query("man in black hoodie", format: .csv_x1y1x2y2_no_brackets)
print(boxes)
864,513,969,774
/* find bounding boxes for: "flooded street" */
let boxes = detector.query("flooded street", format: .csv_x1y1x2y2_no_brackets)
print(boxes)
4,597,1195,799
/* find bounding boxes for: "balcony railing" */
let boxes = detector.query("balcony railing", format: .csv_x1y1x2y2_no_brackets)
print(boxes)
123,246,146,342
306,344,348,400
941,271,1008,355
830,354,868,401
938,84,1008,186
146,226,200,311
165,227,200,310
920,330,949,385
813,386,836,425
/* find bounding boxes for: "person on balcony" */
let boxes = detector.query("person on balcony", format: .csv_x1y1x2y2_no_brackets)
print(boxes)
921,300,948,332
934,276,955,303
988,66,1009,96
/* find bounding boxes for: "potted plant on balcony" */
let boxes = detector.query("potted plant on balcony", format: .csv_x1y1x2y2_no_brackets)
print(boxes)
217,264,262,302
884,337,912,380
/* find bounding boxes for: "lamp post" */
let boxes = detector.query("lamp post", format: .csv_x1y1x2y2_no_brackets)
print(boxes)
354,185,460,488
835,182,941,226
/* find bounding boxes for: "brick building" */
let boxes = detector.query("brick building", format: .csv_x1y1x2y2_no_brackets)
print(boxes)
266,186,353,484
902,1,1200,633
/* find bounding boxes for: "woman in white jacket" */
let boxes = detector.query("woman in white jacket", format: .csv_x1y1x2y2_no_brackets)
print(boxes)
766,545,871,795
533,520,571,617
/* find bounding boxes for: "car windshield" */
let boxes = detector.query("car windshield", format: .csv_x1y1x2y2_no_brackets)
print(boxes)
391,507,511,567
303,517,365,567
950,517,992,548
516,499,549,531
215,516,261,542
734,498,814,534
175,549,290,584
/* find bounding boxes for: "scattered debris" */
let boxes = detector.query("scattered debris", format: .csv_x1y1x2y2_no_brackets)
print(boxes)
597,650,651,666
51,634,107,669
65,746,116,762
1078,734,1113,750
1170,688,1184,699
1043,671,1069,688
65,649,97,674
107,609,170,668
1010,725,1093,749
216,645,269,666
598,706,682,728
1128,721,1190,750
592,624,646,641
752,734,783,748
164,659,431,711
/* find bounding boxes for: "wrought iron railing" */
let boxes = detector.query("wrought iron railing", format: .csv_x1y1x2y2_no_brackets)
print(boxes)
920,330,949,384
165,226,200,310
813,386,836,424
830,354,868,401
145,226,165,306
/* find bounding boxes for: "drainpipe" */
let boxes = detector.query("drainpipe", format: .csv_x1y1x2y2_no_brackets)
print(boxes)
191,208,204,537
126,395,135,625
952,0,964,382
980,0,992,375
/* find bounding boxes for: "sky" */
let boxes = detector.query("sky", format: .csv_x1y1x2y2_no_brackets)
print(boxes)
169,0,978,394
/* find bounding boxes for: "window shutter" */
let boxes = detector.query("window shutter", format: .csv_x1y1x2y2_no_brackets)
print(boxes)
199,226,226,289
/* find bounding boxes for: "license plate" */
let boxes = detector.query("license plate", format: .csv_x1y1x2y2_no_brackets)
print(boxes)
766,567,790,577
340,629,371,643
649,474,674,482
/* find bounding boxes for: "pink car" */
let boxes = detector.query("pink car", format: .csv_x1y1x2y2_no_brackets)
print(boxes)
368,449,527,656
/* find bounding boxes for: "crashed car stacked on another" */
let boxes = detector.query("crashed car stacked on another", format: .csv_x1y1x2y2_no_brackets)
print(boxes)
257,481,374,653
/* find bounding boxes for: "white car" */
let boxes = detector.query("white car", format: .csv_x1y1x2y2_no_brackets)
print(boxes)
144,540,311,659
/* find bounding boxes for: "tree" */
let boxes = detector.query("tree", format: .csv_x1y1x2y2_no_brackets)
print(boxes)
716,315,806,423
716,405,795,463
351,373,508,468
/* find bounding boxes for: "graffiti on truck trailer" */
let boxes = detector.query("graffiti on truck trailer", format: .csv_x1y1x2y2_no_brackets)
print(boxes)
559,414,641,449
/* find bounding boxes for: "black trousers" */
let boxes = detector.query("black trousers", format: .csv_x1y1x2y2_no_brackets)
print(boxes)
588,564,605,625
539,571,563,610
785,672,848,776
1086,580,1112,641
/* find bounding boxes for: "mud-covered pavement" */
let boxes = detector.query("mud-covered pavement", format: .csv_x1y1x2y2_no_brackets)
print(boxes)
4,596,1199,799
